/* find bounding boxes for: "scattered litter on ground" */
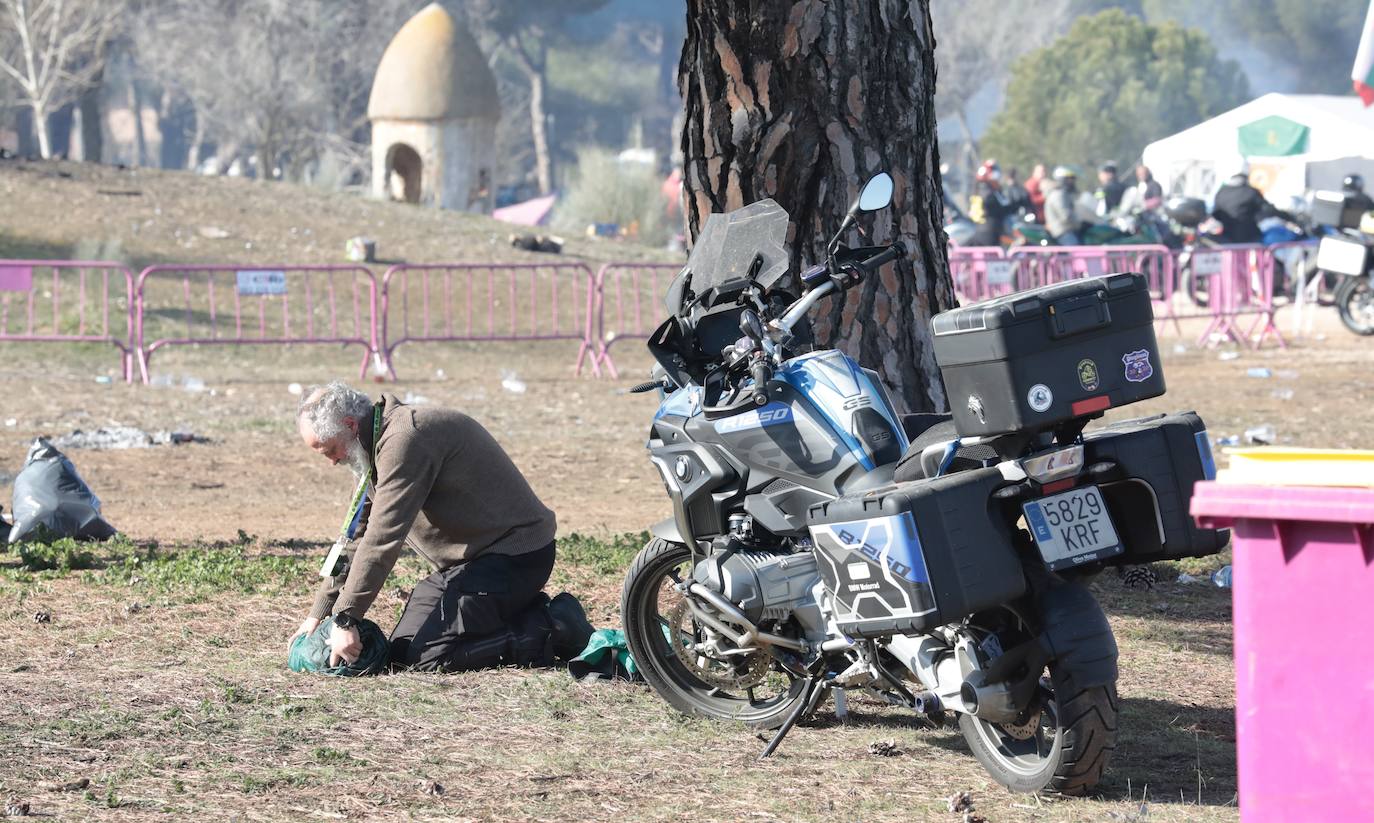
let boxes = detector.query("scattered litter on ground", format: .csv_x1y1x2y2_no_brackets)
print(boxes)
181,376,206,392
32,611,51,624
1246,367,1272,379
54,427,210,450
435,369,447,380
418,780,443,796
1244,425,1277,445
1177,573,1201,584
946,791,975,814
501,370,527,394
1275,369,1300,380
867,739,902,757
287,382,303,396
1271,389,1294,401
4,419,16,427
402,391,430,405
1172,343,1188,354
509,233,564,254
3,799,31,817
124,602,147,615
93,375,112,385
149,375,174,387
198,226,230,239
1218,351,1241,361
1216,435,1241,447
345,236,377,262
1212,565,1233,588
9,438,116,543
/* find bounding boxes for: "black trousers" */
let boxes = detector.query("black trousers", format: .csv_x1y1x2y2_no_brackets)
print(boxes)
388,541,556,672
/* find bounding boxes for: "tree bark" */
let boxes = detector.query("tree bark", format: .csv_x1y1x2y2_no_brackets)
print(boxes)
680,0,954,412
30,100,51,158
78,68,104,163
507,33,553,195
128,73,147,167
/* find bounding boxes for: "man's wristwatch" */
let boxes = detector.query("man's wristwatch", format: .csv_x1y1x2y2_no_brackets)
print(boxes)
332,612,358,630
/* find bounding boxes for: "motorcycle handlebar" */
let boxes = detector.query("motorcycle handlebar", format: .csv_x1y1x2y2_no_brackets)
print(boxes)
750,359,771,406
854,241,906,274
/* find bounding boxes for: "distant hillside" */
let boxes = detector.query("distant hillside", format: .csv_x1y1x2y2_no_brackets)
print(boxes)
0,158,679,271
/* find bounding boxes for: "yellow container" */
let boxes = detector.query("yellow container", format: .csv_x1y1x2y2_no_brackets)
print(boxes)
1218,448,1374,488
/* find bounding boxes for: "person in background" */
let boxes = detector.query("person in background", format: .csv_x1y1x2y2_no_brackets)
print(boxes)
1123,164,1165,212
1211,166,1288,245
968,159,1017,247
1094,162,1127,217
1044,166,1086,245
1003,167,1032,216
1342,174,1374,214
1024,163,1048,223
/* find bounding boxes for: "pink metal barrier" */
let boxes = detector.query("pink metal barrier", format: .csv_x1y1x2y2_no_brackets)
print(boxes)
591,262,683,379
0,260,137,381
1190,245,1286,349
135,264,380,383
378,263,598,379
946,246,1012,303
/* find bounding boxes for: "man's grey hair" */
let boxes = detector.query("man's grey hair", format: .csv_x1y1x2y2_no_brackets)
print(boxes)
298,381,372,440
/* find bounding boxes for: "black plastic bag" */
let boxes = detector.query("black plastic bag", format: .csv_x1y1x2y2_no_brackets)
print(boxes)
8,438,117,544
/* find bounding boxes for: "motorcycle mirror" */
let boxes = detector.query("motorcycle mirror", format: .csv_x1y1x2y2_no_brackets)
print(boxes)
739,308,765,342
856,172,894,213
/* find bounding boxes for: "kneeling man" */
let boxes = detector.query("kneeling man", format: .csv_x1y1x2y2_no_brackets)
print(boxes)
290,381,592,671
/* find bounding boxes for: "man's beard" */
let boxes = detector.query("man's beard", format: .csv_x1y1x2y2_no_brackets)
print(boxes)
344,437,370,482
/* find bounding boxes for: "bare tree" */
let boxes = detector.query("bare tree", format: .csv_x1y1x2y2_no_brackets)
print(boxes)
0,0,122,158
681,0,954,410
931,0,1074,196
467,0,608,195
130,0,415,178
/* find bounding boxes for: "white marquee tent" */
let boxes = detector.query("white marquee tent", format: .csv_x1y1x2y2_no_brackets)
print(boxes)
1141,93,1374,204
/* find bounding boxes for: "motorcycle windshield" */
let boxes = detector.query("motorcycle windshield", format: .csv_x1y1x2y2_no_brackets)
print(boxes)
670,199,790,313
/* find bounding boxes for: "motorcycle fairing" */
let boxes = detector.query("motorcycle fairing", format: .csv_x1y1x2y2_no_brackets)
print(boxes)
779,350,908,472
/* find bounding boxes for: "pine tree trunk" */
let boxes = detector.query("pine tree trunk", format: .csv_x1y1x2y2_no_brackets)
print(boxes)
680,0,954,412
79,68,104,163
528,70,552,194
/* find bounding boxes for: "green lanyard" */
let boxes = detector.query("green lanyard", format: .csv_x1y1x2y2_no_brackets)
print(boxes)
336,405,382,541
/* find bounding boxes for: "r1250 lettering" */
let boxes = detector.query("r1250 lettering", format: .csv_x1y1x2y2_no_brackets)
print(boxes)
620,173,1227,795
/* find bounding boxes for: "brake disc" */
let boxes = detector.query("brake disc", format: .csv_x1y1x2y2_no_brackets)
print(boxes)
666,599,771,691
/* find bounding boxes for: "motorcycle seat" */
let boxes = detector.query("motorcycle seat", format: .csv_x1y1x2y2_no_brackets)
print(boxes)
894,415,999,482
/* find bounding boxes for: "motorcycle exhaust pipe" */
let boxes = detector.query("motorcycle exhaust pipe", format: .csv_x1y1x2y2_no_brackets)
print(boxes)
686,583,808,652
959,677,1020,723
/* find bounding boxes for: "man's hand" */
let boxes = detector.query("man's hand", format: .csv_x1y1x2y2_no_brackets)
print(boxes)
288,616,321,651
328,623,363,667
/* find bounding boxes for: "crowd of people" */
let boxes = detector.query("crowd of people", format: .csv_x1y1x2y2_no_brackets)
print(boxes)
957,158,1374,249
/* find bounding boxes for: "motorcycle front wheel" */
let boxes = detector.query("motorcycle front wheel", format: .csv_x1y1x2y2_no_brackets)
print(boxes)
1335,276,1374,335
620,538,811,730
959,665,1118,796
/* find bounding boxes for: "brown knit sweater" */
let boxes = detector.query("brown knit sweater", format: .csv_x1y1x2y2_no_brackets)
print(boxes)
310,394,556,620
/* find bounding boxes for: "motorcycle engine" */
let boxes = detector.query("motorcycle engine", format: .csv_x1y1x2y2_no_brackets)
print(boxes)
692,550,825,639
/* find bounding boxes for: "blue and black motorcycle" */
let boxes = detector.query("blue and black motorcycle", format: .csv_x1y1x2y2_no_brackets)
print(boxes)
620,173,1226,794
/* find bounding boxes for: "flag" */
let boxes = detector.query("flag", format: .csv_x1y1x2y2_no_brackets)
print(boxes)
1355,0,1374,106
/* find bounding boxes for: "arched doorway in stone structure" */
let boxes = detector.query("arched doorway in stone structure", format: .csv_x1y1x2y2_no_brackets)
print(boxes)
385,143,423,203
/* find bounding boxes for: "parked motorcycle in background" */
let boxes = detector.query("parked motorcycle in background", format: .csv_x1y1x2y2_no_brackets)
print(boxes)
1311,190,1374,335
621,173,1228,794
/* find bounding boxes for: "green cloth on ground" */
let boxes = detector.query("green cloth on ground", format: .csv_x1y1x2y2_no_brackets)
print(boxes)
288,616,390,676
567,628,641,681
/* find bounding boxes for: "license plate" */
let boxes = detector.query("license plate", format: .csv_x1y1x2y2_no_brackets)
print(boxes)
1022,486,1124,570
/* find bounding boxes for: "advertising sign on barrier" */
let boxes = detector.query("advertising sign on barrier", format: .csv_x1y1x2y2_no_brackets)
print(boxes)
236,270,288,295
0,264,33,291
1192,252,1223,276
986,260,1016,286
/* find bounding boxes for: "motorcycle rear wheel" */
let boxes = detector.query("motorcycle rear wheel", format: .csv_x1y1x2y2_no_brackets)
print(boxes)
621,538,810,730
959,666,1117,796
1335,277,1374,335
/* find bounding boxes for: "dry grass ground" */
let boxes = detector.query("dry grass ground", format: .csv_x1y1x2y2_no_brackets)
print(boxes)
2,159,1371,821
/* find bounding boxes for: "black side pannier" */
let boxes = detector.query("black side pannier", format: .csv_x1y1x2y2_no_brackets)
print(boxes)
806,467,1025,638
1083,411,1229,564
932,272,1166,437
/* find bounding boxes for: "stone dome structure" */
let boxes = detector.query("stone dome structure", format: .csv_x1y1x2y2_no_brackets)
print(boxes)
368,3,499,211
